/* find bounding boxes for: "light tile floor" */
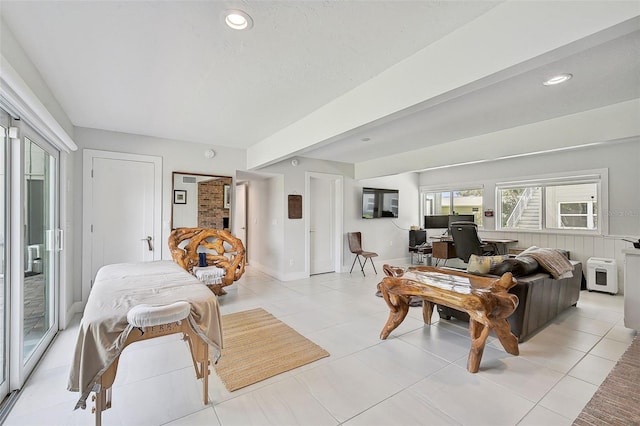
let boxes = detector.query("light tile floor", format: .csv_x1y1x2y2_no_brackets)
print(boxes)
4,266,636,426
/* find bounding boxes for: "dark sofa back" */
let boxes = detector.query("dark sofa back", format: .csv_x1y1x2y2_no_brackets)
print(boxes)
437,261,583,342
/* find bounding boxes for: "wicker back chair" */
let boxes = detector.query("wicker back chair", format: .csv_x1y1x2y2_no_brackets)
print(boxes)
168,227,245,295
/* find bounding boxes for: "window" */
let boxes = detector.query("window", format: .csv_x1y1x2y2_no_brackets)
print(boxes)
558,201,597,229
421,187,483,226
497,172,604,233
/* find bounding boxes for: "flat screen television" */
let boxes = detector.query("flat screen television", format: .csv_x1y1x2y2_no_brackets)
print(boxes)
362,187,399,219
424,215,449,229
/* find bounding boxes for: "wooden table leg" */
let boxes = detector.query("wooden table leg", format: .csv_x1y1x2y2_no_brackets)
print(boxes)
183,326,211,405
379,286,410,340
93,358,118,426
422,300,434,325
467,320,491,373
491,318,519,356
195,339,210,405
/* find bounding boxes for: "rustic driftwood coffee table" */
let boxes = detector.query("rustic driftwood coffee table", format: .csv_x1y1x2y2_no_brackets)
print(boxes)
378,265,519,373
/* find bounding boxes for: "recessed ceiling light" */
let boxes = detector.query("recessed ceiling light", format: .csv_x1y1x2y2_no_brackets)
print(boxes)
224,10,253,30
361,137,371,142
543,73,572,86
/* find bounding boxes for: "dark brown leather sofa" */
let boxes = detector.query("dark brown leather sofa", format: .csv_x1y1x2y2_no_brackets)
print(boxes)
437,260,583,342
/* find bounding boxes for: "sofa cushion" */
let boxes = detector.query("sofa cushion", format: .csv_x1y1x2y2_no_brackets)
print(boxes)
517,246,574,279
467,254,508,275
493,256,539,277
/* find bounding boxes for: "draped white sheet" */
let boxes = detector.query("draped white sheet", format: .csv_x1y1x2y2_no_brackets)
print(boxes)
67,261,222,409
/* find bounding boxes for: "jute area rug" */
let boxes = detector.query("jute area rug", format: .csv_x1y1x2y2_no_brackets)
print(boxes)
214,308,329,392
574,334,640,425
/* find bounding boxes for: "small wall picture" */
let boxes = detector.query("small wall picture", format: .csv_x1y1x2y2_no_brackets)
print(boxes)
223,185,230,209
174,190,187,204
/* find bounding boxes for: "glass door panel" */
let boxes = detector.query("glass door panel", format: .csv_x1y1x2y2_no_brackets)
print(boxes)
23,137,57,362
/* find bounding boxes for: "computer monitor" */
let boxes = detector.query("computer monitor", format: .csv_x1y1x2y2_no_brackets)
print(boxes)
424,215,449,229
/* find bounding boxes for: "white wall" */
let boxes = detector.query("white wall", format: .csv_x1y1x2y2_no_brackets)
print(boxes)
249,158,352,279
345,173,420,270
247,157,420,279
71,127,246,302
419,139,640,293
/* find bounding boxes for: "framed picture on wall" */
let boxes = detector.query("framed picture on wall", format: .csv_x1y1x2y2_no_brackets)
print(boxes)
223,185,230,209
174,190,187,204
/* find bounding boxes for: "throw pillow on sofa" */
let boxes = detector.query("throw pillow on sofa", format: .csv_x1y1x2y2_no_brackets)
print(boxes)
466,254,508,275
493,256,539,277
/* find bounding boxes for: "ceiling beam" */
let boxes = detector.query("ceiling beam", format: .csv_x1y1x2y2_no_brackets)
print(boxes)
354,99,640,179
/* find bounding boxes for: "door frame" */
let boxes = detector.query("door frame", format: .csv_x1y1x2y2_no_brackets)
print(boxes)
233,182,248,264
304,172,343,276
9,122,60,389
82,150,162,305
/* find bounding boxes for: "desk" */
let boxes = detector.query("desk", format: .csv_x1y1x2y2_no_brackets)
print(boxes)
378,265,519,373
432,241,456,265
482,238,518,255
431,236,518,255
409,245,432,264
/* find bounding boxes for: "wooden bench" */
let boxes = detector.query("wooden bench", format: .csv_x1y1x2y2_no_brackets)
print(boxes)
378,265,519,373
168,227,246,295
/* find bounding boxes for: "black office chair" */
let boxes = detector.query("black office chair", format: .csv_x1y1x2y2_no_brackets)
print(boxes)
449,221,498,263
348,232,378,275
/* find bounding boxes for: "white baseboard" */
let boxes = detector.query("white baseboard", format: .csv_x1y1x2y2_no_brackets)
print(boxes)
282,271,308,281
62,301,84,329
249,261,282,281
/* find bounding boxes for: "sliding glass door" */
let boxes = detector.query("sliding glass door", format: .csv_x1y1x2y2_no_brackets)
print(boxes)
0,108,60,403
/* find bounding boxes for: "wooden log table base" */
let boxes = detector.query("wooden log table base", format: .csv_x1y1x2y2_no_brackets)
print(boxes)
378,265,519,373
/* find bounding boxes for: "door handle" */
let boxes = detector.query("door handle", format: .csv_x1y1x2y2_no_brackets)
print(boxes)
142,236,153,251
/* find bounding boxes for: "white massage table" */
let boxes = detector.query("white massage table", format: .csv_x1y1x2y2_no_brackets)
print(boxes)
68,260,223,425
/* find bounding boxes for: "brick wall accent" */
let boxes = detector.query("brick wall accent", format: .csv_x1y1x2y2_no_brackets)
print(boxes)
198,177,231,229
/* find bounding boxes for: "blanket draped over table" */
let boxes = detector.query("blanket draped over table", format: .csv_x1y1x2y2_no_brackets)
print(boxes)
67,261,223,409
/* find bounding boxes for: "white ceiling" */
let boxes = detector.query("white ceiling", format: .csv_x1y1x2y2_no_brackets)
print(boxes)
1,1,639,172
301,27,640,164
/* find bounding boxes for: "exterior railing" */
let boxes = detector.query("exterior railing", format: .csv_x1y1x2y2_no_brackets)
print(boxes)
505,187,535,228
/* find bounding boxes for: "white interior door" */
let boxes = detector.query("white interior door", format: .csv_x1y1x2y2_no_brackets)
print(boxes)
233,183,248,262
310,176,334,274
82,151,161,301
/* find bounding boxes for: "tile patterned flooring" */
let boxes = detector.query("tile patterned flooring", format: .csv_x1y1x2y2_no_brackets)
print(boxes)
4,266,635,425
